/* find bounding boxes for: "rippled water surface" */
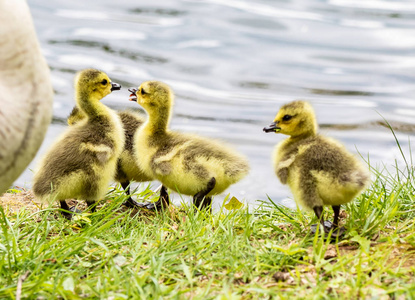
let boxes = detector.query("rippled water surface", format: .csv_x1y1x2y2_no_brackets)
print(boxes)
21,0,415,208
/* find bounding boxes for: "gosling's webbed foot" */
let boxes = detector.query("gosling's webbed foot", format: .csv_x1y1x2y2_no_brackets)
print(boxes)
141,201,162,210
122,197,143,209
59,200,82,219
330,226,346,239
123,200,153,209
60,206,82,220
310,220,333,234
60,211,73,220
310,221,346,239
134,185,170,211
123,198,165,210
69,206,82,214
137,195,170,211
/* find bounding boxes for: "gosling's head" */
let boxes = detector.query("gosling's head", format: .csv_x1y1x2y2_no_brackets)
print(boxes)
128,81,173,113
75,69,121,101
263,101,318,137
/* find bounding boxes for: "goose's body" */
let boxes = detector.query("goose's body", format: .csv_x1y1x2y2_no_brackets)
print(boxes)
129,81,250,210
68,107,169,209
264,101,369,236
33,69,123,218
0,0,53,193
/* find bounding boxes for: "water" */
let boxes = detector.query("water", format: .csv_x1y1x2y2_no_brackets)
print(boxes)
20,0,415,208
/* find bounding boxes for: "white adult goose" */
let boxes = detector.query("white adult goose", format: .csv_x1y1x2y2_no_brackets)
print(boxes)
0,0,53,194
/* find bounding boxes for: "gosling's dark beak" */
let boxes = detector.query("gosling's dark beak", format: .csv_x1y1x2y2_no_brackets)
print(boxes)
128,87,138,102
111,82,121,91
263,122,280,133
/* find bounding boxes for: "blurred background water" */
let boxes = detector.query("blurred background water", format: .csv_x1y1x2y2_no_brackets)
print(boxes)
20,0,415,209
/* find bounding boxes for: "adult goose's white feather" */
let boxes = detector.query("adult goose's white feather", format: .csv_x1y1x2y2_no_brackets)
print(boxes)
0,0,53,193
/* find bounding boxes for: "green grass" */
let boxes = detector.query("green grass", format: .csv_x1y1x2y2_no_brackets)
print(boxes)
1,146,415,298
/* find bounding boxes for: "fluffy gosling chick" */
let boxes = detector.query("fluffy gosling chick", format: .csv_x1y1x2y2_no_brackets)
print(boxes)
67,106,170,209
263,100,369,236
129,81,250,211
33,69,124,218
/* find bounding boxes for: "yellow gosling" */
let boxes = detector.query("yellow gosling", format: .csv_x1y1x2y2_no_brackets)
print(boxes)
128,81,250,211
264,100,370,237
67,107,169,210
33,69,124,219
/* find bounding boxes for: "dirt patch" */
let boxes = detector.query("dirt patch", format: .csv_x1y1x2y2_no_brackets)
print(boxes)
375,242,415,269
0,189,42,214
0,189,104,217
305,241,415,270
0,189,177,221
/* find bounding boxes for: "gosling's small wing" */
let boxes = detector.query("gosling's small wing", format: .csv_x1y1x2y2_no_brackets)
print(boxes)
300,136,360,175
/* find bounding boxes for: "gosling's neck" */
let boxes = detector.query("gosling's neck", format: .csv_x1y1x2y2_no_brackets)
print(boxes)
143,105,172,135
288,116,317,140
75,89,109,118
287,126,317,144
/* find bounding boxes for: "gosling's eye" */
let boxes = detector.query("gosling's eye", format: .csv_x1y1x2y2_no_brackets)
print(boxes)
140,88,147,95
101,79,108,85
282,115,292,121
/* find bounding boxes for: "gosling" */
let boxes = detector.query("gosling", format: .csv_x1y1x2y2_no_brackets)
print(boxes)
263,100,369,237
128,81,250,211
67,106,170,210
33,69,124,219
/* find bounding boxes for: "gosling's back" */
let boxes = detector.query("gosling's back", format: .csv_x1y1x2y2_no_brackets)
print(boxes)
138,130,249,196
275,134,369,209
